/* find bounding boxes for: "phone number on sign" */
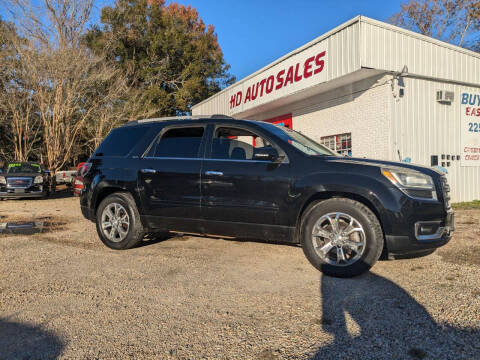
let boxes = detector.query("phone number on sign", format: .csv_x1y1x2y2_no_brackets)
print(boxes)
468,122,480,132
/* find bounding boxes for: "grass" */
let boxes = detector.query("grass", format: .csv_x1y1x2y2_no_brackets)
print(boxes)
452,200,480,210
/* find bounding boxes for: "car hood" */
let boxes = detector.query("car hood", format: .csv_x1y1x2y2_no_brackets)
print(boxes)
324,156,445,177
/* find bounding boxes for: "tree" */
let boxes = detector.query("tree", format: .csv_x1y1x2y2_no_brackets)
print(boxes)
85,0,235,118
390,0,480,50
0,18,42,162
5,0,131,173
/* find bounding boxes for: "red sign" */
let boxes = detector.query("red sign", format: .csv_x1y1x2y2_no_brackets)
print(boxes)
229,51,327,110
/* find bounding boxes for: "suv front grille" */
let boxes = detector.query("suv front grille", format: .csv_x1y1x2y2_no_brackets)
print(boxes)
440,176,451,210
6,177,33,189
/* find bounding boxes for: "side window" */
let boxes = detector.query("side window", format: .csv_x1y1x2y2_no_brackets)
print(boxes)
211,127,275,161
148,127,205,158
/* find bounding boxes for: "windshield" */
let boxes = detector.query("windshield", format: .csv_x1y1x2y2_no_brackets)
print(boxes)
265,124,338,156
5,162,42,174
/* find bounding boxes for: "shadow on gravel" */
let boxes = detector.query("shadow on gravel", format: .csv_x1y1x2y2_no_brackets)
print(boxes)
45,189,74,200
0,318,65,359
137,232,300,248
311,273,480,360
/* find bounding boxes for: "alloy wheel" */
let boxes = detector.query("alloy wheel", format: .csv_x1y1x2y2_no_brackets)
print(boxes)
311,212,366,266
101,203,130,243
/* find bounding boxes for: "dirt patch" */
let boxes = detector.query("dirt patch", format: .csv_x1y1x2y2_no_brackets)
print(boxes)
436,209,480,267
28,235,102,250
438,244,480,266
410,266,424,271
1,197,480,359
257,349,279,360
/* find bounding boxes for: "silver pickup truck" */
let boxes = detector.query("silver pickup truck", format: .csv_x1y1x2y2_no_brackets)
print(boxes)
55,170,77,186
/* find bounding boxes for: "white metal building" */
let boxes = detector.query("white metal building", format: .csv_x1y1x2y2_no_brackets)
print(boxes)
192,16,480,202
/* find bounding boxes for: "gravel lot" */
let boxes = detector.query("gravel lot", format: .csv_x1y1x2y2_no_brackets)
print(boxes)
0,195,479,359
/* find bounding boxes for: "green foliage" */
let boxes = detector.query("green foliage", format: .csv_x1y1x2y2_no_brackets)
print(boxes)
85,0,235,118
452,200,480,210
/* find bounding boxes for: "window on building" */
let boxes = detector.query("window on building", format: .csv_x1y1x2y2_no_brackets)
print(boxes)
265,113,293,129
320,133,352,156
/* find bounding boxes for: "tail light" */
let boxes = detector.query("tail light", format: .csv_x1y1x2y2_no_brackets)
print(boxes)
80,162,92,177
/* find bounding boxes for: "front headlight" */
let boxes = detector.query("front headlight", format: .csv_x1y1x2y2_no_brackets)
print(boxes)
34,176,43,184
0,176,5,184
382,167,437,199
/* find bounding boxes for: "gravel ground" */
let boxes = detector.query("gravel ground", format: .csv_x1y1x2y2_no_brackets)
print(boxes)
0,195,479,360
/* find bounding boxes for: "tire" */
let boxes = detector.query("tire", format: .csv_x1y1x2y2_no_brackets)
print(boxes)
300,198,384,278
95,192,145,250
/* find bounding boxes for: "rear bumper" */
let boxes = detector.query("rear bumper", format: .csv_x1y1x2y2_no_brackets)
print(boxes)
81,205,95,222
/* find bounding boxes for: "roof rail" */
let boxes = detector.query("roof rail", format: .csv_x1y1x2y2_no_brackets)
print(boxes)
209,114,233,119
136,114,234,123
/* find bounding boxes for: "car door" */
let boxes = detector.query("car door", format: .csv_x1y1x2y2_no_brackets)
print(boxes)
201,124,292,238
138,124,206,232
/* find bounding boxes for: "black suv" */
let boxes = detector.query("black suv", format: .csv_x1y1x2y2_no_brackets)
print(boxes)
80,117,454,277
0,162,50,199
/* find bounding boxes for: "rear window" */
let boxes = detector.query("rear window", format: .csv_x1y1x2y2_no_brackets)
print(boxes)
96,126,150,157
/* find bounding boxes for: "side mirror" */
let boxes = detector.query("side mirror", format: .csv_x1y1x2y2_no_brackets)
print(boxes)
253,147,282,162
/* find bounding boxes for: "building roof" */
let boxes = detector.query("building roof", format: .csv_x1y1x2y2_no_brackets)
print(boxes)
192,15,480,118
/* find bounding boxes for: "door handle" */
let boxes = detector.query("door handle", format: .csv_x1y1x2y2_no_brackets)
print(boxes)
140,168,157,174
205,171,223,176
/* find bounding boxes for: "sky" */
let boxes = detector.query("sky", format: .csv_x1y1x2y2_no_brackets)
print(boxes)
2,0,406,81
90,0,406,82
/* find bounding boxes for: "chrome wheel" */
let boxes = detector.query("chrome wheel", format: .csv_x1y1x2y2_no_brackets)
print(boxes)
101,203,130,243
311,212,366,267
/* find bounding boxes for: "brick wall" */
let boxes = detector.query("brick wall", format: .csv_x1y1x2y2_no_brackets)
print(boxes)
252,74,392,159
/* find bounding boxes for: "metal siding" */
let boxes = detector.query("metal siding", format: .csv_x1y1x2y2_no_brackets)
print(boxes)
192,21,361,116
392,77,480,202
361,20,480,85
194,16,480,117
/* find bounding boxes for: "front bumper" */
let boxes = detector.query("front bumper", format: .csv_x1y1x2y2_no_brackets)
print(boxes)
386,211,454,255
0,191,46,198
0,183,46,199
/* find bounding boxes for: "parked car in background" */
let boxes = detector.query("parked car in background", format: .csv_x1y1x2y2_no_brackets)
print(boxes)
0,162,50,199
55,169,77,187
80,117,454,278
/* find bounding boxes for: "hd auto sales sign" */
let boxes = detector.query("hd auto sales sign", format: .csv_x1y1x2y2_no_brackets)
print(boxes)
227,42,328,114
461,92,480,166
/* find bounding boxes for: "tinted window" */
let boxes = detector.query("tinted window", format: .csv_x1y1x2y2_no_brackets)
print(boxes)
96,126,150,157
149,127,205,158
211,127,275,161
